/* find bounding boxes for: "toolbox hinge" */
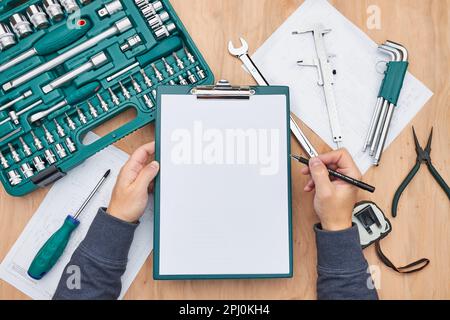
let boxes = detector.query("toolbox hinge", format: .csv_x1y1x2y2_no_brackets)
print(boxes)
191,80,255,99
31,165,67,188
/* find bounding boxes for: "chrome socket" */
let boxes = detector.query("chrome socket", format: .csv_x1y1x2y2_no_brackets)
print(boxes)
143,95,154,109
120,34,143,52
187,70,197,84
33,156,46,171
26,5,50,30
88,101,98,118
55,143,67,159
9,13,33,38
154,22,176,40
0,23,16,51
130,75,142,93
54,119,66,137
20,137,33,156
43,125,55,144
142,1,163,19
8,143,21,163
108,88,120,106
184,47,195,64
31,131,44,150
43,0,64,22
151,63,164,82
119,81,131,100
0,151,9,169
98,0,123,18
178,75,188,85
65,137,77,153
76,107,87,124
7,170,22,186
162,57,174,76
135,0,149,9
148,11,169,29
196,66,206,79
21,163,34,178
65,113,77,130
140,69,153,87
173,52,184,70
97,93,109,112
44,149,57,164
60,0,80,14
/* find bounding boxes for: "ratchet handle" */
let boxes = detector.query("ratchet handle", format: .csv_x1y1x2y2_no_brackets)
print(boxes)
27,216,80,280
137,36,183,67
35,18,92,56
378,61,408,106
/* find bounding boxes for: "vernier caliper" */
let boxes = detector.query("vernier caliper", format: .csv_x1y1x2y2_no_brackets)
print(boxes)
293,24,343,148
228,37,318,158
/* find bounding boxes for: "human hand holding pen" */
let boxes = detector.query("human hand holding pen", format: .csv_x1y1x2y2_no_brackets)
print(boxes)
300,149,361,231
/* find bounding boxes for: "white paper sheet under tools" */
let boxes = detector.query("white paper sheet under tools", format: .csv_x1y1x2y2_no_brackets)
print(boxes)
252,0,433,174
0,133,154,300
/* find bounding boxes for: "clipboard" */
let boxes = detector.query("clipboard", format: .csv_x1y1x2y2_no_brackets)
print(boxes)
154,80,293,280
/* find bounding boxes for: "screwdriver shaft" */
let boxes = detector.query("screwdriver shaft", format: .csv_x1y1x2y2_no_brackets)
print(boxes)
74,170,111,219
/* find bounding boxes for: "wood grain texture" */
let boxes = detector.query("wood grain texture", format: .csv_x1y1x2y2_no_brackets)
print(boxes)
0,0,448,300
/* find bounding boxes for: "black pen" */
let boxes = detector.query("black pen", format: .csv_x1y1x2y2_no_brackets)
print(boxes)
290,155,376,193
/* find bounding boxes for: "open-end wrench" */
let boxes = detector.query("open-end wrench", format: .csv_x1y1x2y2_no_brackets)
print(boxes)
228,38,269,86
228,37,318,158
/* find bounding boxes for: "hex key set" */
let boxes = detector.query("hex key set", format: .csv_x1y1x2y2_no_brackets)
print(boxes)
0,0,213,196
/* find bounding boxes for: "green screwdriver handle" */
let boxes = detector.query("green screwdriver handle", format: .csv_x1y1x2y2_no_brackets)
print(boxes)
66,81,101,105
35,18,93,56
137,36,183,67
28,216,80,280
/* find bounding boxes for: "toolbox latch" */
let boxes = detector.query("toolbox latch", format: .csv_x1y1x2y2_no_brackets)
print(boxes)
31,166,67,188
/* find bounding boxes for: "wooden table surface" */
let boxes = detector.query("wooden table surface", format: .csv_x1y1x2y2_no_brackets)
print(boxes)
1,0,448,300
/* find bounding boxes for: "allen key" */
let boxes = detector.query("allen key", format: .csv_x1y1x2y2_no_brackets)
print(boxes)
364,41,409,166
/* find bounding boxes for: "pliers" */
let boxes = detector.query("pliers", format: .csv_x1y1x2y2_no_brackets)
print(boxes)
392,127,450,217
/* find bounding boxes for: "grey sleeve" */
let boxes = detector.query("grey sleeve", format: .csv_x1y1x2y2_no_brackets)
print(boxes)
53,208,138,300
315,224,379,300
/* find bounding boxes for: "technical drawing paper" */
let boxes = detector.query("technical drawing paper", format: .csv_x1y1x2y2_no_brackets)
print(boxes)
0,133,154,300
252,0,433,174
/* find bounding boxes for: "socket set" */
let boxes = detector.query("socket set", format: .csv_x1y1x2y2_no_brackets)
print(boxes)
0,0,213,196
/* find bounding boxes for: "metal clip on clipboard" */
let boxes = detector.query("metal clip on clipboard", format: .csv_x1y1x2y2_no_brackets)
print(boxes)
191,80,318,158
191,80,255,99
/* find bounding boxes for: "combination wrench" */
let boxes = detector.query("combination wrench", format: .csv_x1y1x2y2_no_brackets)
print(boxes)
228,37,318,158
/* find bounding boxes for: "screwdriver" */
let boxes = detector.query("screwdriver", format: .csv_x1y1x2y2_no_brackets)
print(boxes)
29,81,101,123
28,170,111,280
0,18,92,74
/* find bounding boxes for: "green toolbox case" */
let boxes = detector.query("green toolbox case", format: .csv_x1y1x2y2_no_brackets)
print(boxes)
0,0,214,196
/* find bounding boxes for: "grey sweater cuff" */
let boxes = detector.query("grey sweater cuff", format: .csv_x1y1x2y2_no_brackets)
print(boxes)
80,208,139,262
314,224,367,271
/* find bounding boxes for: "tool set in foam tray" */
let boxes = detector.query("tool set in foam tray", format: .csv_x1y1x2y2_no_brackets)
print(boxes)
0,0,213,196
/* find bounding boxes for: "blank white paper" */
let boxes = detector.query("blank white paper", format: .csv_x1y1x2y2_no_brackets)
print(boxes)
158,94,291,276
252,0,433,174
